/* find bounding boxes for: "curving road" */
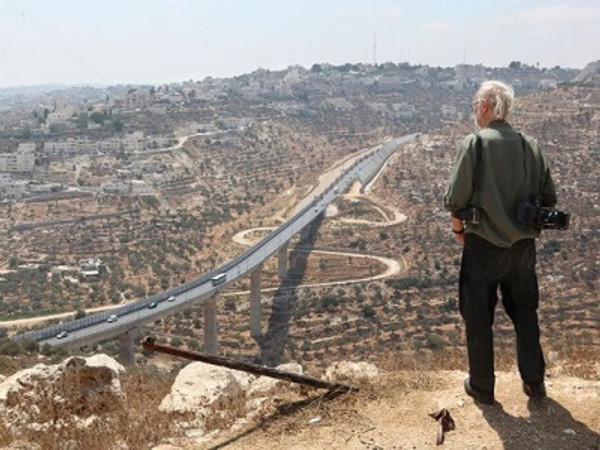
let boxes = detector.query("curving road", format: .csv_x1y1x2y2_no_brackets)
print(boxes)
14,134,418,348
232,228,405,286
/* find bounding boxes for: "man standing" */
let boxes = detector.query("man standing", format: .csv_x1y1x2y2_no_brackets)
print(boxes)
444,80,557,405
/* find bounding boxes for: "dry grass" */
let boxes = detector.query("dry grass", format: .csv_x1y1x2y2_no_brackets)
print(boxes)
377,340,600,381
1,342,597,449
1,366,178,450
548,344,600,379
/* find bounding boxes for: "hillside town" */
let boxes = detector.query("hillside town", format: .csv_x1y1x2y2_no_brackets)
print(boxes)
0,62,576,200
0,59,599,448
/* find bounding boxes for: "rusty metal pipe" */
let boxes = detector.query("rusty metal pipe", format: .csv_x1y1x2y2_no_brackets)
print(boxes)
142,336,357,394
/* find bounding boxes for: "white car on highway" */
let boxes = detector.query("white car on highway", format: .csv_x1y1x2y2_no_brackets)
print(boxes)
56,331,68,339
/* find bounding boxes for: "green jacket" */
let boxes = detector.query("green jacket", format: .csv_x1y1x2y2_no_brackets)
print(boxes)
444,120,557,247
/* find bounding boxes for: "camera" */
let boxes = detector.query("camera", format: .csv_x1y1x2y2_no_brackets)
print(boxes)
452,205,481,224
515,195,570,230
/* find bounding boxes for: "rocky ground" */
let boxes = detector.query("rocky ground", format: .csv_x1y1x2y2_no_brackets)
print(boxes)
0,353,598,449
211,370,600,450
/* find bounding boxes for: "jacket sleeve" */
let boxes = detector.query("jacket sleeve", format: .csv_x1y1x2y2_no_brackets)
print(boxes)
444,135,475,212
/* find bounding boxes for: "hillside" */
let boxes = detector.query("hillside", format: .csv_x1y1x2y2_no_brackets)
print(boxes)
0,83,599,448
144,84,600,447
573,60,600,85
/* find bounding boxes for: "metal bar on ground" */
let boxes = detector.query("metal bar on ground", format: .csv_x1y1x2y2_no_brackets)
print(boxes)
142,336,357,394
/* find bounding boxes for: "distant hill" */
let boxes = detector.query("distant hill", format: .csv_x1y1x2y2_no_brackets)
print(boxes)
0,84,65,99
573,60,600,84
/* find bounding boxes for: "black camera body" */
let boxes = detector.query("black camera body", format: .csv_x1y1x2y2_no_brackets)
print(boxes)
515,195,569,230
452,206,481,224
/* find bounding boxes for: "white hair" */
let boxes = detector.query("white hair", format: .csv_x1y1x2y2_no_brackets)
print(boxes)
475,80,515,120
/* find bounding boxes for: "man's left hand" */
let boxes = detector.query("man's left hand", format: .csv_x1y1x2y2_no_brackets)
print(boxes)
454,231,465,245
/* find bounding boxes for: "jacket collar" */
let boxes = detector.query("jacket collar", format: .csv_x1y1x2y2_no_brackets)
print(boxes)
487,120,512,129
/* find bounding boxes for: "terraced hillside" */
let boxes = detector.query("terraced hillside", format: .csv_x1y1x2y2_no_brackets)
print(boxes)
144,85,600,371
2,86,599,379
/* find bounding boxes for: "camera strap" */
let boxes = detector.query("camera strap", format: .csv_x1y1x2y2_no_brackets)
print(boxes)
517,132,529,191
470,133,483,206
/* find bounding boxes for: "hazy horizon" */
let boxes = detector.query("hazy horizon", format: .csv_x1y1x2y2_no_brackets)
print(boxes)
1,0,598,88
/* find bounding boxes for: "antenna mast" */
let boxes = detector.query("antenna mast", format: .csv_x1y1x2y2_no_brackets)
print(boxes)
373,33,377,65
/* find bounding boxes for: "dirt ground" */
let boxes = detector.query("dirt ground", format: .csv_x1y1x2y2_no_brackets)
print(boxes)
204,370,600,450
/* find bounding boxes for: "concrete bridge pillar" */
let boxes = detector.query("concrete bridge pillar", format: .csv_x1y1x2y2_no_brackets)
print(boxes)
203,296,219,355
277,244,288,279
118,329,138,366
300,226,311,243
250,264,262,338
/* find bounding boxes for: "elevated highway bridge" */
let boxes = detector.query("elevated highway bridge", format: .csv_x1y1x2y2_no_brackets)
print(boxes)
17,134,418,364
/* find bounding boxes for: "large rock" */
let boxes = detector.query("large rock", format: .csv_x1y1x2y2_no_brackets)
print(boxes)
0,354,125,431
159,361,315,434
324,361,379,383
247,362,303,396
85,353,126,374
159,362,255,417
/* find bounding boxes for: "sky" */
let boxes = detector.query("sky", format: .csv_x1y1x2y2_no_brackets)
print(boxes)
0,0,599,87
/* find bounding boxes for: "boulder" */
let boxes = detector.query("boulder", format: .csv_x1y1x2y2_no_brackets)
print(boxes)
0,354,125,431
159,362,255,416
85,353,126,374
247,362,303,395
324,361,379,383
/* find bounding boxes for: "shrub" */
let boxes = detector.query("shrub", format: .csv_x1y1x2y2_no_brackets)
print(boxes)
0,338,23,356
425,333,447,351
361,304,376,320
319,293,339,312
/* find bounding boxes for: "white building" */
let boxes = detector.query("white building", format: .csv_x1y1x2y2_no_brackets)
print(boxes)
124,90,149,109
539,79,558,89
441,104,459,119
0,179,28,198
0,145,35,172
392,102,416,119
101,180,129,193
97,137,121,153
455,64,485,82
130,180,153,195
0,173,11,186
79,257,104,280
367,102,389,114
147,135,175,149
43,138,97,157
18,143,35,153
283,68,304,86
122,131,145,152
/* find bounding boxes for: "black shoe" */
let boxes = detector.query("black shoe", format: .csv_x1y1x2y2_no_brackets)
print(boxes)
523,382,546,398
464,378,494,405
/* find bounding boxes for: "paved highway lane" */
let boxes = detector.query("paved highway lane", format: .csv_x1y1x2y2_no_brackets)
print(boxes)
20,134,418,348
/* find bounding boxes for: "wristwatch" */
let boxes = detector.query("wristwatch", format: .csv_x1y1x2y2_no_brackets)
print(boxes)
452,228,465,235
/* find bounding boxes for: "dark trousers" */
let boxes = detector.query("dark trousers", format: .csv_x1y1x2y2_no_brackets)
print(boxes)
459,233,545,395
